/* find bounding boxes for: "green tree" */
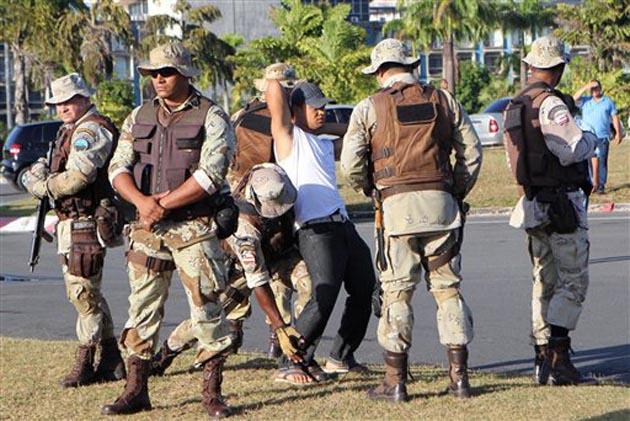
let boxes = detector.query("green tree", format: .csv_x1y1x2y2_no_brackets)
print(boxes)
456,61,490,113
497,0,556,88
0,0,76,124
59,0,132,86
554,0,629,71
94,79,134,127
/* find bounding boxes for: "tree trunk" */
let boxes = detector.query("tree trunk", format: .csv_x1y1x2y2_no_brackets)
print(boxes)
222,79,230,113
11,44,28,125
519,32,527,88
443,34,455,95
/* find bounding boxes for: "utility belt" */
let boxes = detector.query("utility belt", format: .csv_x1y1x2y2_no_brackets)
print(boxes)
379,181,451,201
300,209,348,229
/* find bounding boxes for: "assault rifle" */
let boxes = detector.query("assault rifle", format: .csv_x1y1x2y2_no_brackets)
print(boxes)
28,140,55,272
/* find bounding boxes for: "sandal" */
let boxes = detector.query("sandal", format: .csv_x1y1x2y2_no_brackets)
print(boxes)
273,366,316,386
305,361,332,382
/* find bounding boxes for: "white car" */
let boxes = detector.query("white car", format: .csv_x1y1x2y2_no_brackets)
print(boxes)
469,97,511,147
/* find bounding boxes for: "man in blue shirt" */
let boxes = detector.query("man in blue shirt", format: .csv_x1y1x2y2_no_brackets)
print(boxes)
573,80,622,194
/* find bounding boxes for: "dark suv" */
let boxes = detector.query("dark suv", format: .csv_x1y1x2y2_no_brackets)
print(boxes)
1,120,62,190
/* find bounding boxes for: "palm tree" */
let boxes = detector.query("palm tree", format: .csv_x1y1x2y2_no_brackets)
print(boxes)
270,0,324,45
497,0,555,88
389,0,498,94
58,0,132,86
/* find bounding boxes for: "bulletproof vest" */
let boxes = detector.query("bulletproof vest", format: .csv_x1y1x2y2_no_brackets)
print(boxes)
131,95,221,221
50,112,119,220
370,82,454,197
503,81,590,198
229,178,296,265
231,99,274,185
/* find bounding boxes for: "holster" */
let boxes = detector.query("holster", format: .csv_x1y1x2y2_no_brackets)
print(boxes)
94,200,124,248
536,189,578,234
68,220,104,278
213,194,239,239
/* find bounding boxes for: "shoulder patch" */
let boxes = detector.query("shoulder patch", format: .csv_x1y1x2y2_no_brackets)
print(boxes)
73,136,92,151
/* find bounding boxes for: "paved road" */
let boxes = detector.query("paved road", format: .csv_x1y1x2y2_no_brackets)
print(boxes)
1,213,629,382
0,182,28,206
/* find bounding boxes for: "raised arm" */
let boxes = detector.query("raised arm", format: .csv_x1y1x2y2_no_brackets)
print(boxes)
266,79,294,160
573,81,597,103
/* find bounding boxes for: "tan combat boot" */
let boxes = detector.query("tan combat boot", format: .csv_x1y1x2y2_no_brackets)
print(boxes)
101,356,152,415
202,355,233,418
60,344,96,388
533,344,550,385
546,337,597,386
367,351,408,402
94,338,126,382
447,346,472,399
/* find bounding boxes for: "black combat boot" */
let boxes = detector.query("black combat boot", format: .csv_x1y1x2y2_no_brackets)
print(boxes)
367,351,408,402
447,346,472,399
546,337,597,386
94,338,126,382
60,344,96,388
533,344,550,385
267,328,281,359
101,355,152,415
202,355,233,419
228,320,244,354
150,340,186,376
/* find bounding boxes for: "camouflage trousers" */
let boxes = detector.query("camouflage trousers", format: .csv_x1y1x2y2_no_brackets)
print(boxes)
166,252,312,352
57,219,115,345
377,229,473,353
527,226,590,345
120,223,233,364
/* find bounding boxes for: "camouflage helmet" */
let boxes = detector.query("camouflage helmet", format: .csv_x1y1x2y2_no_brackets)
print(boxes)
245,163,297,219
254,63,300,93
362,38,420,75
137,42,200,78
45,73,94,105
523,36,570,69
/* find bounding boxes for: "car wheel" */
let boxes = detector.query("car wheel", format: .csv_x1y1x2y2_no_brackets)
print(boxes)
15,167,30,191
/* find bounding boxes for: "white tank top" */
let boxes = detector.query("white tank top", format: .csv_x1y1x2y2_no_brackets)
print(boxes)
276,126,347,226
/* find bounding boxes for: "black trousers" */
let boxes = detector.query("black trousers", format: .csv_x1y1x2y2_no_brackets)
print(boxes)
292,220,376,364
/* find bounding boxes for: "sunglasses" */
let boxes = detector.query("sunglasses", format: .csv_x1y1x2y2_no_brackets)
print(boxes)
149,68,179,78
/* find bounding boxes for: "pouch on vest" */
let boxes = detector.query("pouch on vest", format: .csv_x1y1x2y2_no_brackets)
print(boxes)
503,99,530,187
68,220,104,277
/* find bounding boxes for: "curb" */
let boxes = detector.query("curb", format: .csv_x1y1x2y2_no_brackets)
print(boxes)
0,203,627,234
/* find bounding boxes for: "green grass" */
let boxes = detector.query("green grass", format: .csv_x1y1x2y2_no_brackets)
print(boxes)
0,196,38,217
338,142,630,211
1,337,628,420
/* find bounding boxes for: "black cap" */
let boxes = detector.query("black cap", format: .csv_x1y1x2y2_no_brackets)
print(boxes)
290,82,331,109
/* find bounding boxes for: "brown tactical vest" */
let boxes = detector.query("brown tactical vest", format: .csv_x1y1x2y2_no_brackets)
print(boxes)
503,82,590,198
226,177,295,265
370,82,454,199
230,99,274,186
131,95,222,221
50,112,119,220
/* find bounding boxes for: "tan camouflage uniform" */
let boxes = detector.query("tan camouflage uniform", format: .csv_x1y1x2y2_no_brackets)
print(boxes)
341,72,482,352
165,217,311,352
25,106,116,346
509,88,597,345
108,91,235,365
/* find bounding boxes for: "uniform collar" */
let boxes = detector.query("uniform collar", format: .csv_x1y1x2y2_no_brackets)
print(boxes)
382,72,418,89
64,105,96,130
154,88,202,114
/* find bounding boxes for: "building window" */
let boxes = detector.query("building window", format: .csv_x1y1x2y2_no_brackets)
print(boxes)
429,54,443,75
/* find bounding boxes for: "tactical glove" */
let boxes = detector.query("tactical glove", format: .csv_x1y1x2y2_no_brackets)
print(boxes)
274,325,303,359
29,158,49,180
23,170,49,199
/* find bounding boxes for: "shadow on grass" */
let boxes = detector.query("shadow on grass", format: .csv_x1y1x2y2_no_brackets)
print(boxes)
584,409,630,421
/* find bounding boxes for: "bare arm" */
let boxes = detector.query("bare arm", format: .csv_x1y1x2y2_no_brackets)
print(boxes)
266,79,293,161
612,114,622,144
573,81,598,103
158,177,207,209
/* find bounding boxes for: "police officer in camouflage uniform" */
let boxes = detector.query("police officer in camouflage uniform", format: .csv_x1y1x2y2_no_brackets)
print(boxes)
228,63,309,358
102,43,291,418
505,36,597,386
150,163,309,376
341,39,482,402
23,73,126,388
